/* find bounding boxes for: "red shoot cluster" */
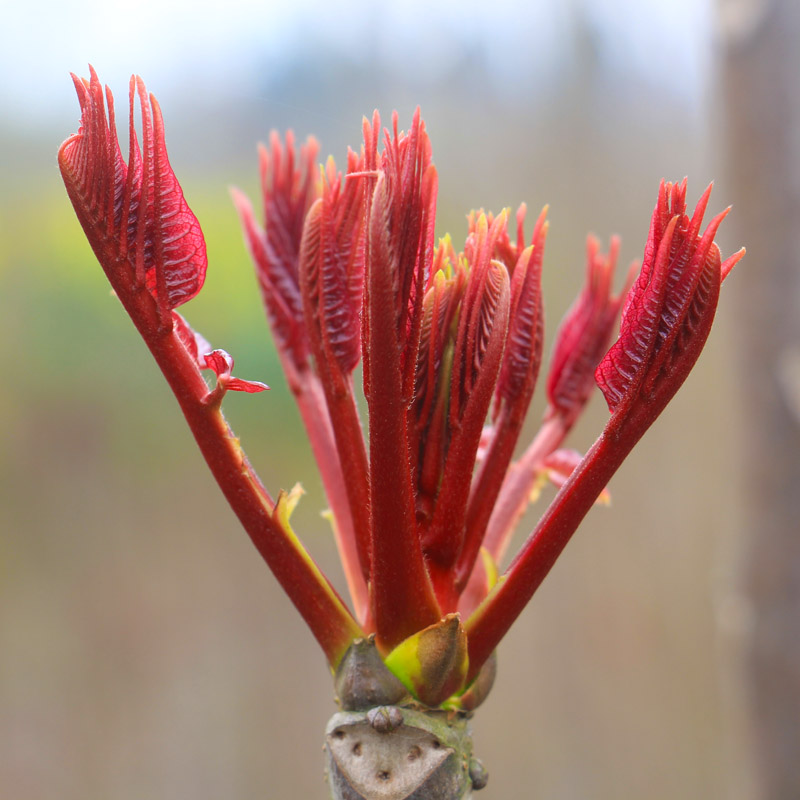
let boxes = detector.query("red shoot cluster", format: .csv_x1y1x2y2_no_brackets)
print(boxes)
60,69,744,706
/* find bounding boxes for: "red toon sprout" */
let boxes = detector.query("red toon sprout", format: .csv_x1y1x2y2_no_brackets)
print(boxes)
61,69,743,709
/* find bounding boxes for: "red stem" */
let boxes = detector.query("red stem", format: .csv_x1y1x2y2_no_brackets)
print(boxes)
464,414,632,681
366,182,441,650
455,402,532,593
316,366,373,586
115,275,363,667
283,366,370,625
480,415,568,564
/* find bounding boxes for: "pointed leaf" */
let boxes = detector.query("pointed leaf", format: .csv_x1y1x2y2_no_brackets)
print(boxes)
298,189,372,589
425,255,510,571
363,110,441,648
454,209,548,593
547,234,633,425
302,158,365,375
231,186,309,374
495,209,547,411
466,182,743,680
204,349,269,394
59,68,206,322
596,182,743,422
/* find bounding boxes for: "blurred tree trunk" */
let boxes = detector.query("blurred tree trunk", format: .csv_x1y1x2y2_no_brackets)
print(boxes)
720,0,800,797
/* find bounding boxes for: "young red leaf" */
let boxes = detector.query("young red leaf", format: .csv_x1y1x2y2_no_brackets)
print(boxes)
61,71,365,668
495,211,548,412
232,132,320,378
456,207,548,592
465,182,744,680
546,235,634,426
490,204,531,273
595,181,744,426
362,109,438,401
59,67,206,324
298,160,372,589
300,157,365,376
204,349,269,396
363,110,441,649
475,235,631,578
411,247,466,519
427,258,509,568
237,135,371,623
424,212,511,574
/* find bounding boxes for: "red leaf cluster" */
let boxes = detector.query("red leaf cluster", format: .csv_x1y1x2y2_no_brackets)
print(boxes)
59,67,206,323
62,71,744,690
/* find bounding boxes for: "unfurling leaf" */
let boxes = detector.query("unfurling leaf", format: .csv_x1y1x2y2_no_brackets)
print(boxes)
232,132,320,374
299,156,365,376
547,235,632,425
172,311,212,368
596,181,744,422
204,349,269,395
59,67,206,321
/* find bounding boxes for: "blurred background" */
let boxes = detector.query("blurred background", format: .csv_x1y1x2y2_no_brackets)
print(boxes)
2,0,798,798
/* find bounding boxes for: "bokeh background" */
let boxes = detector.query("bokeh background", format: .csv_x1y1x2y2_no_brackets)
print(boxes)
2,1,797,798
